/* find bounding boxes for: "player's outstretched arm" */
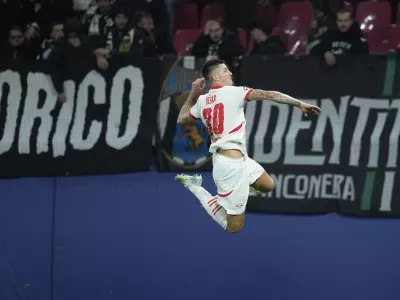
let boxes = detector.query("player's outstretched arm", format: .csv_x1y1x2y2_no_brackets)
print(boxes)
177,78,205,125
247,89,322,117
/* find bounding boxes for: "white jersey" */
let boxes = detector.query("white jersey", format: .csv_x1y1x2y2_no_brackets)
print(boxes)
189,85,253,156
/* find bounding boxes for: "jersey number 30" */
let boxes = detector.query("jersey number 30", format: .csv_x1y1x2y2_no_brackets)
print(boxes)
202,103,224,137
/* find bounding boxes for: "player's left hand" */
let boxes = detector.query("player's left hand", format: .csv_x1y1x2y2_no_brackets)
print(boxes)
192,78,206,94
299,102,322,117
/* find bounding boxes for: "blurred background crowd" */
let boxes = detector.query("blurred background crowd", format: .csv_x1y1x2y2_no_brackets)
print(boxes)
0,0,399,77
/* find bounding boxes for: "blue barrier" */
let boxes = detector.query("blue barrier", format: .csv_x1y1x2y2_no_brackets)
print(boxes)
1,172,400,300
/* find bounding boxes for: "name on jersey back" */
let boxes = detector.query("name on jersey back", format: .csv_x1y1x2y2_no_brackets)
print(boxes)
206,95,216,105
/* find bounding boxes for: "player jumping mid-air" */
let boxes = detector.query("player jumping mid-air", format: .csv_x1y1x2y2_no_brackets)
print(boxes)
175,59,322,233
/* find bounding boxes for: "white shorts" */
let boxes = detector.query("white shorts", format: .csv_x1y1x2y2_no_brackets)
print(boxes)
212,153,265,215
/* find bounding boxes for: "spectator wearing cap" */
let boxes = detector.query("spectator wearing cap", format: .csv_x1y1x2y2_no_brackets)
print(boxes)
191,20,244,68
250,22,285,56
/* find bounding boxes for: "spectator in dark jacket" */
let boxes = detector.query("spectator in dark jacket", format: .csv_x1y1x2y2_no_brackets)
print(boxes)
307,16,329,55
83,0,114,46
37,21,65,60
250,22,285,56
191,20,244,68
315,9,369,67
95,7,157,58
133,11,174,54
47,18,103,103
0,25,37,63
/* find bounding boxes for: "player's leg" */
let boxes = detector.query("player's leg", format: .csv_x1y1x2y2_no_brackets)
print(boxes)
226,213,245,233
213,154,249,233
252,172,275,193
175,174,228,230
246,158,275,195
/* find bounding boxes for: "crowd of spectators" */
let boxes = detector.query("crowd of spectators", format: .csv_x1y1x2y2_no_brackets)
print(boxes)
0,0,398,77
0,0,175,63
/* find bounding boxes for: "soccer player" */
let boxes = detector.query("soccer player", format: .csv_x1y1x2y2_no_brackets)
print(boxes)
175,59,322,233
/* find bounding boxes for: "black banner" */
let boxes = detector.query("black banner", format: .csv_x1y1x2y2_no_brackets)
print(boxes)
240,55,400,217
0,58,161,177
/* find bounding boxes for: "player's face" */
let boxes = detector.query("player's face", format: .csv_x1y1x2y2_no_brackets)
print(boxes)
215,64,233,86
337,12,352,32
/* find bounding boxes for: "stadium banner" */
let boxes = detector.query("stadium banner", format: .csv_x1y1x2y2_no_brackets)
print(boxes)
156,57,214,171
0,58,161,178
241,55,400,217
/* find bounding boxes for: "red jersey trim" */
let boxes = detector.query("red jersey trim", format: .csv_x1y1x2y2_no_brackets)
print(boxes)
228,122,244,134
210,86,223,90
245,88,254,101
189,110,200,120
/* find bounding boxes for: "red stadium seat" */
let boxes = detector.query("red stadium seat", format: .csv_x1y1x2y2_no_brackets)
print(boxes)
174,3,199,30
344,1,353,13
286,34,308,56
387,25,400,52
237,28,248,50
200,2,225,28
254,2,277,29
396,5,400,25
271,27,282,36
356,1,391,33
277,1,313,35
355,1,391,53
173,29,202,56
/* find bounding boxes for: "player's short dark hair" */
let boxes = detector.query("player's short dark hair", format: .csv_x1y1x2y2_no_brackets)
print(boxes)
201,59,226,80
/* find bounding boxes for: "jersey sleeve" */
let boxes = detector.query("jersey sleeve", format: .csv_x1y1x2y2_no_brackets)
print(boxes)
232,86,254,107
189,98,201,120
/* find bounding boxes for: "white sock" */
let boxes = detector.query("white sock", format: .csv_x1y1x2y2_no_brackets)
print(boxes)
188,186,227,230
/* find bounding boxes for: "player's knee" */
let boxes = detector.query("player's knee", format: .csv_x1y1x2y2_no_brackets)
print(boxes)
268,179,276,192
252,173,275,193
226,221,244,233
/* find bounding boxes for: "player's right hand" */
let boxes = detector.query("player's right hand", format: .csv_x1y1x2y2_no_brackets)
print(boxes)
299,102,322,117
192,78,205,94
